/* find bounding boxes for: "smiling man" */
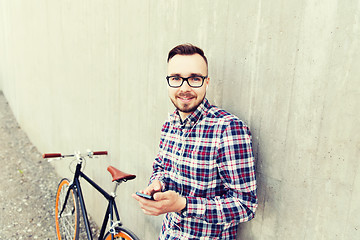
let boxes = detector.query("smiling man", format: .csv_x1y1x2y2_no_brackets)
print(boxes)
133,44,258,239
166,51,209,119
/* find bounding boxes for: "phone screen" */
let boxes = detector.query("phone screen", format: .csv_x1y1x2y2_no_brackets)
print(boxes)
136,192,154,200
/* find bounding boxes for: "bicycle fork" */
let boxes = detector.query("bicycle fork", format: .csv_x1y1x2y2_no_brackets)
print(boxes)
58,182,75,218
59,180,93,240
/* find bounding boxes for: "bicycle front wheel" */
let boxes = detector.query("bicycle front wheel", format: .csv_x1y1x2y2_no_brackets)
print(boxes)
103,227,140,240
55,178,80,240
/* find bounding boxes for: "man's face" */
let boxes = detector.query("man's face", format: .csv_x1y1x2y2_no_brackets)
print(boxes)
167,54,209,120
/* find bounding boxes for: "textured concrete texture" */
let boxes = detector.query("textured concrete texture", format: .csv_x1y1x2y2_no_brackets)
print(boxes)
0,1,359,239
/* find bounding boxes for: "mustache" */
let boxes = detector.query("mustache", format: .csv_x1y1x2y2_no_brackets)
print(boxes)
178,92,195,98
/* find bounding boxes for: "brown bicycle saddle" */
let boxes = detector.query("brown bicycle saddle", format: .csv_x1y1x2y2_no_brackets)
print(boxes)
107,166,136,182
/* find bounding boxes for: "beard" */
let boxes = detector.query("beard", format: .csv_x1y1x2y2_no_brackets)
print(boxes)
170,92,205,114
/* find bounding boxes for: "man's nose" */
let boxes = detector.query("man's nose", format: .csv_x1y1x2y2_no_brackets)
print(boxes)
180,80,192,91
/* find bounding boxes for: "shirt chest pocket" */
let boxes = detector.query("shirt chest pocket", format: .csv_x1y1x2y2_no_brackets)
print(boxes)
180,146,219,196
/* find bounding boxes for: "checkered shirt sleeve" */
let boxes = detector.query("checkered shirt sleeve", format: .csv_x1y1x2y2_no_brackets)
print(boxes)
186,119,257,224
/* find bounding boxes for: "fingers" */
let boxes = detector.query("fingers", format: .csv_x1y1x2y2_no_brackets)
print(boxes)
131,193,142,201
153,191,166,201
153,181,162,191
145,180,162,195
132,194,163,216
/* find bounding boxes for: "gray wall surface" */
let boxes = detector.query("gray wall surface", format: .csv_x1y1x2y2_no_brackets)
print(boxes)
1,1,359,239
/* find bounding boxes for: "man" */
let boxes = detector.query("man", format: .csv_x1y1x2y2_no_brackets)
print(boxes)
132,43,257,239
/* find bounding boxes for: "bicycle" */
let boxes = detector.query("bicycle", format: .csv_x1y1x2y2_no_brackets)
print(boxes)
43,150,140,240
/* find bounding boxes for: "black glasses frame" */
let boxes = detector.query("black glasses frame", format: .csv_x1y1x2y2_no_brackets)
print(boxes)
166,75,208,88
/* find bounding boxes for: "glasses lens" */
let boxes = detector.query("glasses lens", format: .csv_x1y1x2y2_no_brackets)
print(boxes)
168,76,182,87
188,76,204,87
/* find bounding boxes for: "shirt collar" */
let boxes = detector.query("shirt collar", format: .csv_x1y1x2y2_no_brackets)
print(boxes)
169,98,211,127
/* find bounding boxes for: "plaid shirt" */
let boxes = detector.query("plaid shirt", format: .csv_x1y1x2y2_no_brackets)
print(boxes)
150,98,257,239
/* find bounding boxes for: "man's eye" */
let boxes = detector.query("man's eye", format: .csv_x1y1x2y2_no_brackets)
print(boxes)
170,77,181,81
191,77,202,82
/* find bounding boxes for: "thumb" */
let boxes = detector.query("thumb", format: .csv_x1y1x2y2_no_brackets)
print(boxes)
153,191,166,201
154,182,161,191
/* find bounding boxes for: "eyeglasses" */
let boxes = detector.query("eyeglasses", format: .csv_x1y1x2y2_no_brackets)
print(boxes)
166,75,208,88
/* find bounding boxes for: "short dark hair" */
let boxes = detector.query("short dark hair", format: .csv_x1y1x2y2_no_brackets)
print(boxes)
167,43,208,66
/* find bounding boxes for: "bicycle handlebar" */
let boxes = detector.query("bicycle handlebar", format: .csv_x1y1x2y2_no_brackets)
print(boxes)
42,153,62,158
93,151,108,156
42,151,108,159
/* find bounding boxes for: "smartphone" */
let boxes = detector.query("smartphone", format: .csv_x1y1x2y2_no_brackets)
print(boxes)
136,192,154,200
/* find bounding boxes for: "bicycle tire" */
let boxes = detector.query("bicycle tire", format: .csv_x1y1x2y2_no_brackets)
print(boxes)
103,226,140,240
55,178,80,240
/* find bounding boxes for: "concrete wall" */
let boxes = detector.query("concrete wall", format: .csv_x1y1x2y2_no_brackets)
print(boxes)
1,1,359,239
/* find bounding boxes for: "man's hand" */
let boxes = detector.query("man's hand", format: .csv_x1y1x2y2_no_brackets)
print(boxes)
132,189,186,216
142,180,162,196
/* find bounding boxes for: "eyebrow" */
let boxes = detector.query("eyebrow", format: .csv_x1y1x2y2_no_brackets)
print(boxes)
169,73,205,77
